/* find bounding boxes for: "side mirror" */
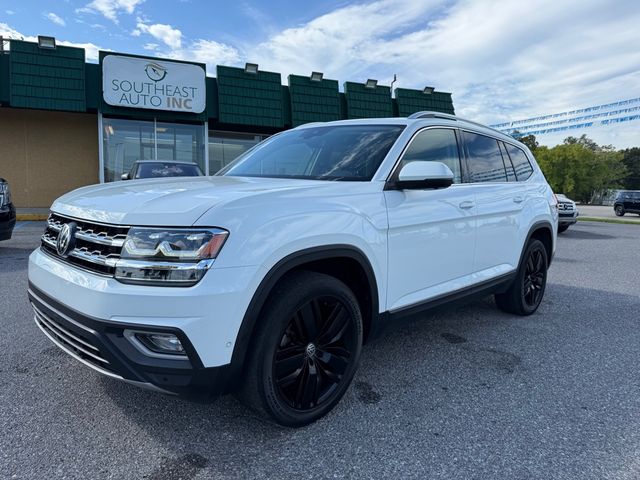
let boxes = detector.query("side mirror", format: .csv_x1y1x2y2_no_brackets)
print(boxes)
121,173,130,181
390,161,454,190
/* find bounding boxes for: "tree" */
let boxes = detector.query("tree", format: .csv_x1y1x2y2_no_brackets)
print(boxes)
519,134,539,152
563,134,599,151
621,148,640,190
535,141,626,203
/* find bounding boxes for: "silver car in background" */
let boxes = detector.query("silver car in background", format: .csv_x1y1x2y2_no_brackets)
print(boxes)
556,193,578,233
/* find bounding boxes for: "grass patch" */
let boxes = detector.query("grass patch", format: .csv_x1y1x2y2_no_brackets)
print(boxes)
578,216,640,225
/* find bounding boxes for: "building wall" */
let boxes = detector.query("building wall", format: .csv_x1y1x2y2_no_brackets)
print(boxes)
0,108,99,208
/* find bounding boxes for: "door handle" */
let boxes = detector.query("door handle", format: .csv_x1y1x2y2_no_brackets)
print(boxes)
513,196,524,203
459,200,475,209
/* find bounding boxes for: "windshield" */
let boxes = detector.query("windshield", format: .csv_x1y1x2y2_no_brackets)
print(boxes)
135,163,203,179
220,125,405,181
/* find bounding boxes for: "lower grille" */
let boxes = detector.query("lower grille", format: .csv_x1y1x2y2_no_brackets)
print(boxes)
558,203,575,212
32,302,119,378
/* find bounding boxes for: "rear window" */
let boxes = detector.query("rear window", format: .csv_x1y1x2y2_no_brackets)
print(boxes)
462,132,507,183
135,163,202,179
504,144,534,181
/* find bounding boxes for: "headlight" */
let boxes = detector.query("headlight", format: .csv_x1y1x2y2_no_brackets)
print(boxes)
115,227,228,286
0,183,11,207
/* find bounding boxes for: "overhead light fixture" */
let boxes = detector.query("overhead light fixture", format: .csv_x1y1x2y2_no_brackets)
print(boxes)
310,71,323,82
423,86,435,94
244,63,259,74
37,35,56,50
365,79,378,89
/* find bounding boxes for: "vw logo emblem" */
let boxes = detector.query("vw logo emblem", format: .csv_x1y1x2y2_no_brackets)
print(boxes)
56,222,76,257
305,343,317,358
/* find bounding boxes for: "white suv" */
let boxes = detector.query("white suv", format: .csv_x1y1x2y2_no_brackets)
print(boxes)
28,112,558,426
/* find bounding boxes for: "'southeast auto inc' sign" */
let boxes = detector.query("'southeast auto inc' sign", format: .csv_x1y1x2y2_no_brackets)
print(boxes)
102,55,206,113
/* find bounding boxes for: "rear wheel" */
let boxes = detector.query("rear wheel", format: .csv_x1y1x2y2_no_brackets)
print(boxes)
615,205,625,216
238,270,362,427
495,239,548,315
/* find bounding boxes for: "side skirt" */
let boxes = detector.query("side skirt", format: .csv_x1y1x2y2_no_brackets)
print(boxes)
373,272,516,337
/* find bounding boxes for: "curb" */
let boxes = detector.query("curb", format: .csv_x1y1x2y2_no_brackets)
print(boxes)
578,217,640,226
16,214,49,221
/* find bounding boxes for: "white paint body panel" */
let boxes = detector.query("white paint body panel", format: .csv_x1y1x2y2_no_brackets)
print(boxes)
384,184,476,311
29,117,558,369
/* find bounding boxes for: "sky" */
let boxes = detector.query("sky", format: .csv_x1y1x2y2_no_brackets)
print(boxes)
1,0,639,148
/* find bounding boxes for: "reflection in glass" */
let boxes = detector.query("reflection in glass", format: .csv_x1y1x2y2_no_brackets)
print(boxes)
102,117,205,182
208,131,267,175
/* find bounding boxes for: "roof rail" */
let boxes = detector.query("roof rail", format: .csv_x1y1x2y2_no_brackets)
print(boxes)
407,111,458,121
407,111,510,138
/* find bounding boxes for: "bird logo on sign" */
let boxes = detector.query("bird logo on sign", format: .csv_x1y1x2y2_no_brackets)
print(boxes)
144,62,168,82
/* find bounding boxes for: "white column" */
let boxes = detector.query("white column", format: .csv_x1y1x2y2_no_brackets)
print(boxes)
97,113,105,183
204,121,209,175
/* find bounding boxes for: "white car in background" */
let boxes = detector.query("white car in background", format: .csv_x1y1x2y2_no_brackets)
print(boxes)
28,112,557,427
556,193,578,233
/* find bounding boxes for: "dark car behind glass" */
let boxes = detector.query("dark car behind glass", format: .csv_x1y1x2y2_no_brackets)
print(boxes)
0,177,16,241
613,190,640,216
121,161,204,181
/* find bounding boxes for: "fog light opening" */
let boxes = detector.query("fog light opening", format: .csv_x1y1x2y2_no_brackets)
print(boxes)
138,333,185,354
124,330,187,358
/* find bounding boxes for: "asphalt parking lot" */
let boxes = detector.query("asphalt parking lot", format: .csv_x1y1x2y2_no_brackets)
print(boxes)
579,205,640,222
1,221,639,479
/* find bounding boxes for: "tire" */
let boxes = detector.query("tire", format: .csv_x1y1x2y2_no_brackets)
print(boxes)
615,205,625,216
558,224,569,233
237,270,363,427
495,239,548,316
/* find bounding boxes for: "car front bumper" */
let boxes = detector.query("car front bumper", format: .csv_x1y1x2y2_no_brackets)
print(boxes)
28,247,263,398
0,204,16,240
558,211,578,226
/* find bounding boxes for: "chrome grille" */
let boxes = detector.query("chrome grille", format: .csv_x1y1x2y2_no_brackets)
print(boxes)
41,213,129,275
32,302,117,377
558,202,574,212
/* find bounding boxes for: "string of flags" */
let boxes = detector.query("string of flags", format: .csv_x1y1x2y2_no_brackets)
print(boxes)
490,98,640,137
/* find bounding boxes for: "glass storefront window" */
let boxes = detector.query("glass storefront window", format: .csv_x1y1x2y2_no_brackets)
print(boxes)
208,131,268,175
102,117,205,182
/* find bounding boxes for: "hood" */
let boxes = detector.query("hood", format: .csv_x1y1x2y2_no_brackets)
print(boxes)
51,176,333,226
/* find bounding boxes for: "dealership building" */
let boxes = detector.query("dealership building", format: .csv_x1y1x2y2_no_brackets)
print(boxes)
0,38,455,208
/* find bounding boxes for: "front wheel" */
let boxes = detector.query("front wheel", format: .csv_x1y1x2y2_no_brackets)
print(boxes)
558,224,569,233
238,270,363,427
615,205,625,216
495,239,548,315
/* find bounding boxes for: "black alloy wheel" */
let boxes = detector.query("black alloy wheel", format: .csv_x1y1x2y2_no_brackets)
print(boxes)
238,270,362,427
273,295,357,411
495,238,548,315
522,247,545,308
615,205,625,216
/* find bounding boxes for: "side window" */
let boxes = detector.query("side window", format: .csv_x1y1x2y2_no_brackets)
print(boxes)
504,144,534,181
463,132,507,183
499,142,517,182
399,128,462,183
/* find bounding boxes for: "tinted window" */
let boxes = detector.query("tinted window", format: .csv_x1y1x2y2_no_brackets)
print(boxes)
463,132,507,182
504,144,534,181
399,128,462,183
222,125,405,181
499,142,517,182
135,162,203,179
